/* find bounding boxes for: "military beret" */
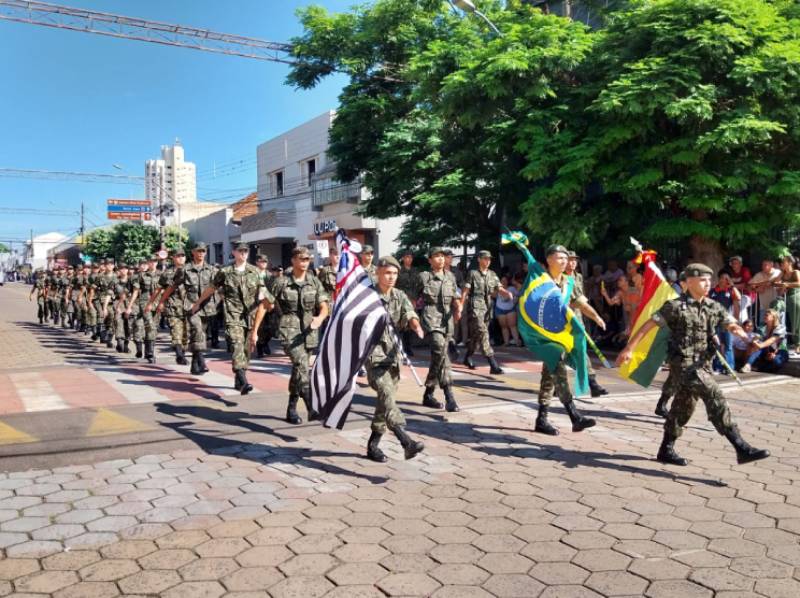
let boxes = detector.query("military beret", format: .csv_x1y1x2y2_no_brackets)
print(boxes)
172,246,186,256
567,250,578,259
377,255,401,270
728,255,743,263
193,241,207,250
234,242,249,251
428,247,446,258
255,253,268,262
684,263,714,278
361,244,374,255
292,246,311,258
546,244,569,257
478,250,492,259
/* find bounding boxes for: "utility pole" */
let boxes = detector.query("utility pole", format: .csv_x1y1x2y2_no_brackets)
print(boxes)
29,228,33,265
80,202,85,243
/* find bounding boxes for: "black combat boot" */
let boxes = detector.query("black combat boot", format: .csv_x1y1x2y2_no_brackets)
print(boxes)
654,395,669,418
448,340,459,361
135,341,143,358
190,352,202,375
657,430,688,466
367,431,388,463
534,405,559,436
488,355,504,375
393,427,424,460
123,340,130,353
91,326,99,341
256,344,264,358
235,370,253,396
286,395,302,424
301,389,319,421
589,375,609,397
174,346,188,365
443,385,459,413
564,400,596,432
62,315,68,329
116,339,124,353
196,352,209,373
106,334,114,349
724,427,770,465
422,387,443,409
145,341,156,364
463,352,476,370
262,342,271,355
38,314,44,325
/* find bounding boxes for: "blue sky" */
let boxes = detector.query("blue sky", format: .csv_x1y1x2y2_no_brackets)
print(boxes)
0,0,353,250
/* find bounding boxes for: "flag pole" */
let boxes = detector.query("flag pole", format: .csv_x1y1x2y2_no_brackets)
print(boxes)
387,318,424,387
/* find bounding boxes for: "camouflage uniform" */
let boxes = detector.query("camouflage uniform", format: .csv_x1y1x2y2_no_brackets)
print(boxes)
132,269,159,342
212,263,273,372
272,273,329,407
174,261,218,352
318,264,338,296
367,287,419,434
113,274,132,351
99,271,118,343
464,268,501,358
419,269,458,394
85,268,101,331
159,266,188,352
32,273,47,323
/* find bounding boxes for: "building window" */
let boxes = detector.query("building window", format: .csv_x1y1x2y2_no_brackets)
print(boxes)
213,243,224,265
307,159,316,187
273,171,284,197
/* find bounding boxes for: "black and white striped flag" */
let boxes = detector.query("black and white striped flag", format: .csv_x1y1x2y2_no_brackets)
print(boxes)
311,230,387,429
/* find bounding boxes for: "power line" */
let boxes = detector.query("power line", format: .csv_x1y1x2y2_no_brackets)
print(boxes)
0,0,295,64
0,207,80,216
0,168,143,185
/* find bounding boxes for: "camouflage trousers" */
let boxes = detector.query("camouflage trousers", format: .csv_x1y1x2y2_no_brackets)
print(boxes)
284,337,313,398
425,331,453,390
86,301,99,327
466,310,493,357
538,359,574,408
132,306,157,342
228,325,251,371
167,314,188,349
188,313,211,352
665,365,735,439
367,363,406,434
659,368,678,400
114,310,130,341
102,303,115,336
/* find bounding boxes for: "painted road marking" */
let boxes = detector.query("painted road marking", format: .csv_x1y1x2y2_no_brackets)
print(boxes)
8,372,69,412
86,408,153,437
0,420,37,445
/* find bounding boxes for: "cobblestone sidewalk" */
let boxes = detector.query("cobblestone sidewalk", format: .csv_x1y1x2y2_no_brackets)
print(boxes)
0,284,64,370
1,381,800,598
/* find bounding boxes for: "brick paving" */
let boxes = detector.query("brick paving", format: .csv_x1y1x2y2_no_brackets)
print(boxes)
0,379,798,597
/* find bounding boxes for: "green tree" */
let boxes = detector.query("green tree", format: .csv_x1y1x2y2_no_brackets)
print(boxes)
520,0,800,268
110,223,159,265
83,228,114,262
163,225,191,253
0,243,10,254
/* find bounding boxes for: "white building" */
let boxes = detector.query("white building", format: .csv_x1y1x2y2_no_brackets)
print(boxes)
145,141,197,224
24,232,68,270
241,110,404,267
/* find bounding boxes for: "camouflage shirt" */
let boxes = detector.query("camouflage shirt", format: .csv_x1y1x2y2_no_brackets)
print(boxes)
318,265,338,295
418,270,459,335
132,271,159,307
159,267,186,317
396,267,421,303
368,288,419,368
174,261,218,316
272,273,330,349
213,264,274,327
653,294,737,368
364,263,377,285
464,268,500,314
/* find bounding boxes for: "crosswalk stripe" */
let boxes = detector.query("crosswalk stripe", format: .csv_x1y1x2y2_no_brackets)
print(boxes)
86,408,153,437
0,420,37,445
8,372,69,412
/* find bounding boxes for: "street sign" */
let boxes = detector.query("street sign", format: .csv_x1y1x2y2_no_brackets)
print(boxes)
108,199,151,207
157,249,168,260
107,205,152,213
108,212,152,221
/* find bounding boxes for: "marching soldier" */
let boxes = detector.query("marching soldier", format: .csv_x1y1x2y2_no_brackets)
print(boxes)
254,253,273,357
419,247,462,412
195,243,274,395
258,246,329,424
155,247,189,365
318,246,339,296
617,263,770,466
112,263,132,353
461,250,512,374
162,242,218,375
63,266,76,329
363,256,426,462
566,250,609,398
100,261,118,348
534,245,606,436
127,256,160,363
396,249,420,357
29,268,47,324
85,262,102,339
360,245,377,284
444,249,465,359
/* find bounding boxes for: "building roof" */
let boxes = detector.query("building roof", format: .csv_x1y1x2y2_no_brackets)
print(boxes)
231,192,258,221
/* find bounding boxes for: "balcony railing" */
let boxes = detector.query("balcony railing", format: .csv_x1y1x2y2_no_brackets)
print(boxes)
311,177,362,210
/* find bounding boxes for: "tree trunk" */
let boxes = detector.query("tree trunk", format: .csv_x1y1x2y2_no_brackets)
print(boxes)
688,234,724,276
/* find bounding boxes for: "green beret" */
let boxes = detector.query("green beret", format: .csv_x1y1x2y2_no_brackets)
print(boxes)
361,244,374,255
546,244,569,257
428,247,446,258
684,263,714,278
478,250,492,259
377,255,400,270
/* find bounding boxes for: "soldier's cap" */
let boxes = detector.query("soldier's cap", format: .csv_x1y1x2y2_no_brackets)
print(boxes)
428,246,446,258
235,242,249,252
119,263,129,269
149,254,160,261
684,263,714,278
400,248,413,257
361,244,374,255
546,244,569,257
292,246,311,258
193,241,207,251
729,255,743,264
138,258,148,265
172,246,186,256
255,253,268,262
478,250,492,259
443,248,454,256
377,255,400,270
678,270,687,282
567,250,578,259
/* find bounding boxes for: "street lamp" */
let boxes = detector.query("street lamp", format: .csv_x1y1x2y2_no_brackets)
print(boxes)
450,0,503,37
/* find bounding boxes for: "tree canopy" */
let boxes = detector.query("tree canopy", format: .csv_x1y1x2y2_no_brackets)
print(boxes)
83,224,189,264
289,0,800,265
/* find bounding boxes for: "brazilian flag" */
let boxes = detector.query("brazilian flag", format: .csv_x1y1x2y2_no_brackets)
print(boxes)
502,232,589,396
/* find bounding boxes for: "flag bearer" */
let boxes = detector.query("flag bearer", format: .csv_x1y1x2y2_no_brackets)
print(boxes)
617,263,770,466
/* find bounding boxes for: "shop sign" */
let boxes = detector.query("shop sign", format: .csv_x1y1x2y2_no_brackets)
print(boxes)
314,219,337,236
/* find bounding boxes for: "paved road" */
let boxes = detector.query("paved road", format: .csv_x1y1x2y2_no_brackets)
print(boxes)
2,280,800,598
